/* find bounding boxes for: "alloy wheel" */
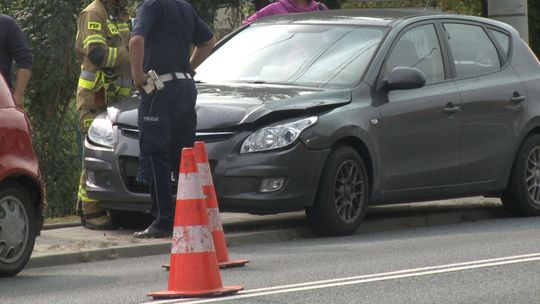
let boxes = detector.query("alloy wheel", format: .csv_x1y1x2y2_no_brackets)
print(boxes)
525,146,540,206
334,160,366,224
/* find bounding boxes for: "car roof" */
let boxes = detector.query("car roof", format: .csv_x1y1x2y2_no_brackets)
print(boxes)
250,9,441,26
249,9,514,31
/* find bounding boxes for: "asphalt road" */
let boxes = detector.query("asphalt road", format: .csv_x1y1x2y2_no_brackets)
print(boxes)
2,216,540,304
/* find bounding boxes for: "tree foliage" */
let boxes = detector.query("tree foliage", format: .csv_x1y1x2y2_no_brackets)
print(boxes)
190,1,236,27
251,0,343,10
343,0,482,15
530,0,540,58
1,0,88,216
440,0,482,15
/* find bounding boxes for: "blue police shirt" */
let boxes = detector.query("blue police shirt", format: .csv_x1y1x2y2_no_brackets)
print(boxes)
132,0,213,75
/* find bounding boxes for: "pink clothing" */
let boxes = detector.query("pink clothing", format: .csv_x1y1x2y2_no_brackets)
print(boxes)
243,0,328,25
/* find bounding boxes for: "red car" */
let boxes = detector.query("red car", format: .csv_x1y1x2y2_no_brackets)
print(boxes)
0,75,45,277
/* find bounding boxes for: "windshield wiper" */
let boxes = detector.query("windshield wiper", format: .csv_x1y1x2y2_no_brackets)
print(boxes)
241,80,298,86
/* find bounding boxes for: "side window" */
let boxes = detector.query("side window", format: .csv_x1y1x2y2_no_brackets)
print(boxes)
489,29,511,61
443,23,501,78
384,24,445,85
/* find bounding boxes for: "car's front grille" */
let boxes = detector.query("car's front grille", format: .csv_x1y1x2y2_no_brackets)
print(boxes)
119,156,216,194
119,156,181,193
119,126,235,143
119,156,150,193
196,131,235,143
121,127,139,139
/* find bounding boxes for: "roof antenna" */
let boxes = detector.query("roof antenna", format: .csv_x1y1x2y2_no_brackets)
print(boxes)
424,0,433,10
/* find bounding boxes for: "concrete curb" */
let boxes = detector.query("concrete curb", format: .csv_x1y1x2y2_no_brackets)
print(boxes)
42,222,81,230
27,204,509,270
28,242,171,269
27,228,314,269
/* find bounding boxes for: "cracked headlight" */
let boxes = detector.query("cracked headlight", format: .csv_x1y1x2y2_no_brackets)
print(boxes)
88,115,115,148
241,116,318,154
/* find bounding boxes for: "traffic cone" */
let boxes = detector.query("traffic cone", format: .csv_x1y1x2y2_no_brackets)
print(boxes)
148,148,243,299
194,141,249,269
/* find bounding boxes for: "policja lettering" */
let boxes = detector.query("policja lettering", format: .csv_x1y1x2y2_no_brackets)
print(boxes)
143,116,159,122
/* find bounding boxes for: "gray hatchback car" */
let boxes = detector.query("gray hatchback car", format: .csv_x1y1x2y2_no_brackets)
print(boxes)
83,9,540,236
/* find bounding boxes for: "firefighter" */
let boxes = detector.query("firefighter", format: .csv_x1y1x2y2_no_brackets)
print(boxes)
74,0,131,229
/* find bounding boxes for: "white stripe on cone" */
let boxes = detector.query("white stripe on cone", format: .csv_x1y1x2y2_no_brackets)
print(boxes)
207,207,223,232
171,225,214,254
197,163,214,186
177,172,205,200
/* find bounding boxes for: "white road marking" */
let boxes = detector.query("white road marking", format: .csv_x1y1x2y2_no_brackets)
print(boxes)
147,252,540,304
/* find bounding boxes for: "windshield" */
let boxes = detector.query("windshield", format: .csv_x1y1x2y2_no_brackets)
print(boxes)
195,24,386,89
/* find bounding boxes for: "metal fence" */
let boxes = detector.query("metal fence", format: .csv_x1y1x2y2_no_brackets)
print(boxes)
29,103,81,218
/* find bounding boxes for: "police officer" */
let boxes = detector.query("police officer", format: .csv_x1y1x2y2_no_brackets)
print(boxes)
130,0,215,238
75,0,132,229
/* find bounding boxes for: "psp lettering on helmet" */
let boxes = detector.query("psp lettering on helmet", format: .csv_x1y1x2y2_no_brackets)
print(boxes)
88,22,102,31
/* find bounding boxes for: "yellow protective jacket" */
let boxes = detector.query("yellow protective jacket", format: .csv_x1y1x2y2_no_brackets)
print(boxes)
75,0,131,110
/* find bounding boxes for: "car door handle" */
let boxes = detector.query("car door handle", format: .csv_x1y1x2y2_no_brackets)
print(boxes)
443,103,461,114
510,93,526,104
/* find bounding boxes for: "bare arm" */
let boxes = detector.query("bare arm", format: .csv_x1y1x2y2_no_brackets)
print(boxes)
13,68,31,107
190,36,216,71
129,34,145,89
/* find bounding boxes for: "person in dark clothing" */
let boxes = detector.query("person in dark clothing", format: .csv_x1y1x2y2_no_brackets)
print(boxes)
130,0,215,238
0,14,32,107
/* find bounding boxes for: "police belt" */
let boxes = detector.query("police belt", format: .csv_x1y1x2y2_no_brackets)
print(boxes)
159,72,193,82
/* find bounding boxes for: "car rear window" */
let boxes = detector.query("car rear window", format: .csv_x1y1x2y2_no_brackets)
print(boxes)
489,29,511,61
443,23,501,78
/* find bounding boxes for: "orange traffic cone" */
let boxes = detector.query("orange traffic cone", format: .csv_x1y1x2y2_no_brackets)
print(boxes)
148,148,243,299
194,141,249,269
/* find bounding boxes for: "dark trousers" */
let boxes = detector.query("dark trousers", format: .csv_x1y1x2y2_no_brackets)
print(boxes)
137,79,197,230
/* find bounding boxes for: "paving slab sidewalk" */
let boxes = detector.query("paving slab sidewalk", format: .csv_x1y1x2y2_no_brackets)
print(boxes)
27,197,509,269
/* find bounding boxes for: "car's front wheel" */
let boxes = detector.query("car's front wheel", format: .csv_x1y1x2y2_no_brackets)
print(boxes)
0,182,37,277
306,146,369,236
502,134,540,216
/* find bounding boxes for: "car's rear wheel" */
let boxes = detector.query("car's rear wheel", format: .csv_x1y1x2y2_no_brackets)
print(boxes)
0,182,37,277
306,146,369,236
502,134,540,216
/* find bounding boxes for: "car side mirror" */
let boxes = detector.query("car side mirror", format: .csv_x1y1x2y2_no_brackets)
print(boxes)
383,67,426,91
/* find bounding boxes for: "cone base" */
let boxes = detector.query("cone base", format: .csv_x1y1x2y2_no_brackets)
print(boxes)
219,259,250,269
161,259,250,271
148,286,243,299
